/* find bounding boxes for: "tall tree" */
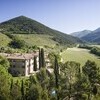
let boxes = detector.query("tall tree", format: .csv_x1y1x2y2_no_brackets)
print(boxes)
82,60,99,84
41,48,45,67
34,56,37,71
0,56,11,100
0,66,11,100
74,74,91,100
10,82,22,100
82,60,100,97
21,80,25,100
59,61,80,100
39,48,42,69
27,84,42,100
54,56,59,100
10,79,13,91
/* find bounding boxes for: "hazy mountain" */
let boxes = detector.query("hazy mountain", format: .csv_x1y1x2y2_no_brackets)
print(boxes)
70,30,92,38
81,28,100,43
0,16,83,45
70,28,100,44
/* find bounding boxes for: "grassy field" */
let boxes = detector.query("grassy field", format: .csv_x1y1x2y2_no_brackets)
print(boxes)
13,34,58,48
0,33,11,47
61,47,100,67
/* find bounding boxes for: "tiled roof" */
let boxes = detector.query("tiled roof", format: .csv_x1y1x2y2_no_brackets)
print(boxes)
0,53,38,60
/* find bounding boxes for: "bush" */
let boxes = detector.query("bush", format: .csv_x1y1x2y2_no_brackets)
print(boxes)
9,38,26,49
90,47,100,56
78,44,92,50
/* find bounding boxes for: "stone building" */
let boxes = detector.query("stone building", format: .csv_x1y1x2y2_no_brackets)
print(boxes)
0,53,39,76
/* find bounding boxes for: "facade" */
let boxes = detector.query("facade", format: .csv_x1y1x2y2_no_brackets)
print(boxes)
0,53,39,76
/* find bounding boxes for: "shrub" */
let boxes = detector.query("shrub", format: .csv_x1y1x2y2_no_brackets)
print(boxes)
9,38,26,49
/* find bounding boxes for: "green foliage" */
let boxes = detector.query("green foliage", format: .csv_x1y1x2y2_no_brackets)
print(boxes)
0,48,100,100
34,56,37,71
0,55,10,69
0,16,83,46
36,68,49,88
39,48,45,68
82,60,99,84
21,80,25,99
41,89,50,100
82,60,100,98
54,56,60,100
90,47,100,56
59,61,80,99
0,66,11,100
10,82,22,100
0,32,11,47
28,68,51,100
0,56,11,100
41,48,45,67
74,74,91,100
9,37,26,49
39,48,42,69
48,52,61,68
92,86,98,96
78,44,92,50
27,84,42,100
79,44,100,56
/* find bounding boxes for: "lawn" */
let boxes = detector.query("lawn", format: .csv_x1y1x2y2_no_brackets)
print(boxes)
61,47,100,67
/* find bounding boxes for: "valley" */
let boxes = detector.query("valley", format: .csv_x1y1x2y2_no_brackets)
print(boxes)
0,16,100,100
61,47,100,67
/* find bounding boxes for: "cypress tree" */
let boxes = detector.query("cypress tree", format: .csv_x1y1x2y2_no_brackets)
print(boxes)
39,48,42,69
21,80,24,100
41,48,45,67
92,86,97,96
54,56,59,100
34,56,37,71
10,79,13,91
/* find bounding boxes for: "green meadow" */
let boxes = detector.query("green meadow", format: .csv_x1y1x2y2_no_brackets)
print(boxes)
61,47,100,67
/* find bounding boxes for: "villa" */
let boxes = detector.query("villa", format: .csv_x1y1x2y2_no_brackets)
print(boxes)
0,53,39,76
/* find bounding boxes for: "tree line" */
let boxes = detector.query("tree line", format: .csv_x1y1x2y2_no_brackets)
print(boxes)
79,44,100,56
0,52,100,100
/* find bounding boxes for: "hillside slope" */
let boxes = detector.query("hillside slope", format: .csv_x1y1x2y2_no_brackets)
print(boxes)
81,28,100,43
70,30,91,38
0,32,11,46
70,28,100,44
0,16,83,45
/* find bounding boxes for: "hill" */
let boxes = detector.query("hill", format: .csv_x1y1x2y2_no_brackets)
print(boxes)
0,16,83,46
70,30,91,38
81,28,100,43
70,28,100,44
0,32,11,47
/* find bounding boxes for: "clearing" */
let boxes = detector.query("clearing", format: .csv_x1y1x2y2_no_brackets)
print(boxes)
61,47,100,67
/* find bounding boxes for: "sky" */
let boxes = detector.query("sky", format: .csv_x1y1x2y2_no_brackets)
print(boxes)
0,0,100,34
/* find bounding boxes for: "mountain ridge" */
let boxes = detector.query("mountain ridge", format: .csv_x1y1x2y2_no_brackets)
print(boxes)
70,28,100,44
0,16,83,45
70,30,92,38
